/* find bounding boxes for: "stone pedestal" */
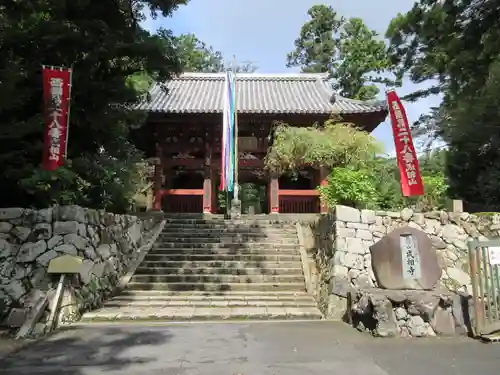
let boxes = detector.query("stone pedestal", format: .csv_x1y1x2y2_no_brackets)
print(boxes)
230,198,241,219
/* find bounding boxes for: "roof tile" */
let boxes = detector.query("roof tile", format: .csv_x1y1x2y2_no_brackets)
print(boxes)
136,72,387,115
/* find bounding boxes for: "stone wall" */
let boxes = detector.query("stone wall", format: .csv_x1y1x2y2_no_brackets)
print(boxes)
295,215,334,315
296,205,499,331
332,205,494,293
0,205,162,333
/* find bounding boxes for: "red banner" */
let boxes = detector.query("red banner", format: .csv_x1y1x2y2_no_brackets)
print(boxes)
42,66,72,170
386,90,424,197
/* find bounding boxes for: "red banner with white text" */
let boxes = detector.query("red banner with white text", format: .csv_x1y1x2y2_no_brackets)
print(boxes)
42,66,72,170
386,90,424,197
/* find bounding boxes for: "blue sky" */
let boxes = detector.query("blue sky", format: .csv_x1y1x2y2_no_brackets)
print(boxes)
144,0,440,155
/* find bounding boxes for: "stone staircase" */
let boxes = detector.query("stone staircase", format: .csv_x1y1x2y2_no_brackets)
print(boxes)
82,216,322,321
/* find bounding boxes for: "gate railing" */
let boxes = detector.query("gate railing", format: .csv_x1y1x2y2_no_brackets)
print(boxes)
468,240,500,336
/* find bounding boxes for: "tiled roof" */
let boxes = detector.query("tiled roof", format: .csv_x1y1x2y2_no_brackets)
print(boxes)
136,72,387,115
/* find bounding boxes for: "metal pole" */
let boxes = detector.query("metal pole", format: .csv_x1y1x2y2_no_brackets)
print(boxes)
64,67,73,160
233,55,239,201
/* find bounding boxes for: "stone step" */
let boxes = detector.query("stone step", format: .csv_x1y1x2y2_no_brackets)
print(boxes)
155,237,298,244
130,274,304,284
103,296,316,308
103,294,317,308
80,306,323,322
139,260,303,269
162,223,296,229
158,236,297,242
126,281,306,292
119,290,313,297
148,247,298,255
134,267,304,276
152,242,299,249
142,253,301,262
163,217,296,223
162,226,297,236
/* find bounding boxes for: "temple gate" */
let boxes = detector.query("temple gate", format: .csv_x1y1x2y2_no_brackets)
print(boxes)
134,72,387,214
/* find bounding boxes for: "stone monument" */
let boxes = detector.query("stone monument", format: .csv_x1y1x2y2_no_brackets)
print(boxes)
369,226,442,290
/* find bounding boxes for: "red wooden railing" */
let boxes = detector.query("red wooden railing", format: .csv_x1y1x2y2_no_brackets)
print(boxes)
159,188,321,214
278,190,320,213
161,189,203,213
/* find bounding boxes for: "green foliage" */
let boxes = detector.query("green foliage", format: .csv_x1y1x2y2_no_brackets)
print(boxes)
416,174,448,211
386,0,500,210
287,5,395,100
171,32,225,73
318,167,379,209
265,120,382,173
0,0,187,210
318,152,450,211
170,32,258,73
19,166,90,207
366,158,405,210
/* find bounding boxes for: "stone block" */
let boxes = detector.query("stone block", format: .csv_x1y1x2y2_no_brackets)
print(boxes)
47,235,63,249
400,208,414,221
0,208,24,220
36,250,58,266
63,233,88,250
0,222,13,233
356,229,373,240
346,222,369,230
327,294,348,320
343,253,364,270
54,221,79,235
345,237,364,254
333,265,348,278
54,244,77,256
55,205,88,223
337,228,355,238
370,226,442,290
361,209,376,224
33,223,52,240
12,227,31,242
431,307,456,336
335,205,360,223
17,240,47,262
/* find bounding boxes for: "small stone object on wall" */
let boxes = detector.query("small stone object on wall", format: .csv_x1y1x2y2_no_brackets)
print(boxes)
370,227,442,290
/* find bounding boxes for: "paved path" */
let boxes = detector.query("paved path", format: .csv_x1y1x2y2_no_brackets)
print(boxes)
1,321,499,374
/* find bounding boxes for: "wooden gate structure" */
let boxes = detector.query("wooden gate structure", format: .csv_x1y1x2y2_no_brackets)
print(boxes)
468,239,500,340
132,72,388,214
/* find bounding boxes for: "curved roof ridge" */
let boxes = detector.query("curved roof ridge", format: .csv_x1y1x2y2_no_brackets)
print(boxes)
175,72,330,81
333,93,387,108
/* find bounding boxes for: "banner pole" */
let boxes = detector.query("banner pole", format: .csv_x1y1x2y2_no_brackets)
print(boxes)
64,67,73,160
233,55,239,201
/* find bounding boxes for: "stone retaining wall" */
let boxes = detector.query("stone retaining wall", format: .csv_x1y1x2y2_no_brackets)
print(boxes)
0,205,162,333
296,205,498,333
333,206,495,293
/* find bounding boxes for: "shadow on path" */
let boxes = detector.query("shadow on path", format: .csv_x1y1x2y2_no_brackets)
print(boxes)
0,326,173,375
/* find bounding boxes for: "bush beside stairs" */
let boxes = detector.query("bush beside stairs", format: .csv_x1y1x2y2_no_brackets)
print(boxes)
82,216,323,321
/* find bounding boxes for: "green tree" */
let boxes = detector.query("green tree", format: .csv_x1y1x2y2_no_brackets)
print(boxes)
318,167,379,209
386,0,500,210
168,32,258,73
287,4,394,100
0,0,187,211
265,120,383,173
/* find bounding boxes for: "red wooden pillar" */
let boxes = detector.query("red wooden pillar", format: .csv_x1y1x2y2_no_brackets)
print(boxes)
202,142,212,213
269,172,279,214
152,157,162,211
319,167,329,214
